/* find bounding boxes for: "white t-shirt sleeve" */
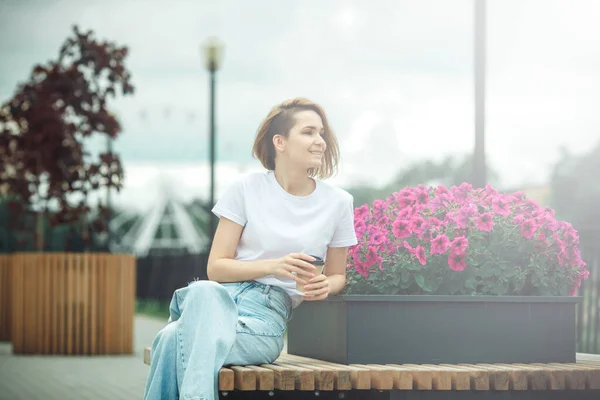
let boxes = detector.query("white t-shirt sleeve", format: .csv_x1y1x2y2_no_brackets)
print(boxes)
211,178,247,227
329,193,358,248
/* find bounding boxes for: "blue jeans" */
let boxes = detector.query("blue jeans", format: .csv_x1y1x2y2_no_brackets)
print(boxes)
144,280,292,400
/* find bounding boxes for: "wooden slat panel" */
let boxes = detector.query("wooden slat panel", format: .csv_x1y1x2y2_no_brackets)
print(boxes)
351,364,393,390
532,363,586,390
477,363,529,390
514,363,565,390
284,354,371,389
421,364,471,390
439,364,489,390
219,368,235,391
387,364,432,390
8,253,134,355
258,364,296,390
230,366,257,391
403,364,452,390
554,363,600,390
278,354,349,390
458,364,509,390
244,365,275,391
0,255,11,341
367,364,413,390
277,356,335,390
273,361,315,390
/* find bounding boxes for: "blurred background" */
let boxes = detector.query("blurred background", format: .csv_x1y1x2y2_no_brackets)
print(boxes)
1,0,600,398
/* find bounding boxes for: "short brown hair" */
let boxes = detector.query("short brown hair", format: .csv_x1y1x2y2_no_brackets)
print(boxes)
251,98,340,180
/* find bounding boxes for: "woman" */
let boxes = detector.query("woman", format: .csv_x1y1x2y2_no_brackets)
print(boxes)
144,98,358,400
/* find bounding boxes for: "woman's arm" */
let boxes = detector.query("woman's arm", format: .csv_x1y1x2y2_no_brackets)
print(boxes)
302,246,349,300
207,217,316,283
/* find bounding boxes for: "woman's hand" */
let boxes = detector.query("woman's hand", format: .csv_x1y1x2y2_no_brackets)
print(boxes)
302,274,330,301
267,253,316,284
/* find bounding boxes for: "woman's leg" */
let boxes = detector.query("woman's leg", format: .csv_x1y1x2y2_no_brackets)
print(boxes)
144,322,179,400
224,284,291,366
144,280,240,400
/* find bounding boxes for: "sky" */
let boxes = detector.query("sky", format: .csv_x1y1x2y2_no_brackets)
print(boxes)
1,0,600,212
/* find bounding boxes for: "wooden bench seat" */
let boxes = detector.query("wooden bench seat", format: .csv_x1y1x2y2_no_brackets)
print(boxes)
144,347,600,393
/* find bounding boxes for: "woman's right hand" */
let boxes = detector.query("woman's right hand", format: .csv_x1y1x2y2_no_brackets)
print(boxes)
267,253,317,284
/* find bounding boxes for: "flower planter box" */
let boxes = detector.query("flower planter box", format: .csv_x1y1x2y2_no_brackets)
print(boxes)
287,295,581,365
9,252,136,355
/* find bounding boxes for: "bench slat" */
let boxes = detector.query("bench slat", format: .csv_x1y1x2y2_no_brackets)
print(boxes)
143,347,600,392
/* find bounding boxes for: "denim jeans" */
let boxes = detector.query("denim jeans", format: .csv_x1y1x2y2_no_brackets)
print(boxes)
144,280,292,400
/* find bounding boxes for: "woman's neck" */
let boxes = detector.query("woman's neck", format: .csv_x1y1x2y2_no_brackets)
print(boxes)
273,168,315,196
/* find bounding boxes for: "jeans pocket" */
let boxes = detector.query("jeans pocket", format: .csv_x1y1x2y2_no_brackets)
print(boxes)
265,290,292,322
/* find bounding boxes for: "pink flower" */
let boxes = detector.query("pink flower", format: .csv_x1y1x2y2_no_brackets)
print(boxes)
377,216,390,227
475,212,494,231
492,197,511,216
354,219,367,236
452,183,473,201
373,199,387,212
369,230,388,246
392,218,411,238
450,236,469,253
410,216,425,233
521,218,537,239
513,215,525,225
416,189,429,205
402,241,416,255
415,245,427,265
355,204,370,220
430,234,450,255
448,250,467,272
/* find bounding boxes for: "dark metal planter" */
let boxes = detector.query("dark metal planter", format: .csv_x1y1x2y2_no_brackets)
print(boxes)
287,295,581,365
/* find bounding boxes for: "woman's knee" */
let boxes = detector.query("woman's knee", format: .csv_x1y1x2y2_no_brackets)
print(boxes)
153,322,178,353
187,280,228,299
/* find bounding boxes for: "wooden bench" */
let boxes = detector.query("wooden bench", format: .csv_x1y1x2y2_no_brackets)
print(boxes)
144,347,600,399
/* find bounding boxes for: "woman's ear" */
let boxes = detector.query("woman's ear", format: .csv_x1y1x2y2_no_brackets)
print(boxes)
272,134,286,153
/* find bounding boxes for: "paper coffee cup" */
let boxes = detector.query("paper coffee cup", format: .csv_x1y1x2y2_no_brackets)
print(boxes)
296,257,325,293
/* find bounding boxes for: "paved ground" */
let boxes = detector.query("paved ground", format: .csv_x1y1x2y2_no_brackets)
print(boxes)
0,315,168,400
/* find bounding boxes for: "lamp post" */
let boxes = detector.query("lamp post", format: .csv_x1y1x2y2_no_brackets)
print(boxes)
474,0,486,188
202,37,224,240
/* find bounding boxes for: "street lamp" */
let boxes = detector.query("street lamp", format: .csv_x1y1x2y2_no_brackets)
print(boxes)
202,37,224,240
473,0,487,188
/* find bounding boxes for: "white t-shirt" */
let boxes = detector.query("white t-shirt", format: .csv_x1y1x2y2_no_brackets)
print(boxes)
211,170,358,307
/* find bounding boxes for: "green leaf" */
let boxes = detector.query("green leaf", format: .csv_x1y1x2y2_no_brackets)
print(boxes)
415,274,435,292
401,270,410,283
492,281,508,295
404,263,422,271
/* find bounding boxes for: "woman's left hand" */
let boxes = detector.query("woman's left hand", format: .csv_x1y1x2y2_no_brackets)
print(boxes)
302,274,330,301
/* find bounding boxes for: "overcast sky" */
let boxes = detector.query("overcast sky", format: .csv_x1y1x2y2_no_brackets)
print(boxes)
1,0,599,211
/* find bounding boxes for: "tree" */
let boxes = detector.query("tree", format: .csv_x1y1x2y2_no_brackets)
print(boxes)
0,25,134,250
550,143,600,231
346,154,500,208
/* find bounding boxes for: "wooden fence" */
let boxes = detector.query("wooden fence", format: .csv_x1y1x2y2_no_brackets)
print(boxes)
0,255,10,341
8,253,136,355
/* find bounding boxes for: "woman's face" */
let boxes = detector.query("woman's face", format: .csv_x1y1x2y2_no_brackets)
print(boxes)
276,110,327,170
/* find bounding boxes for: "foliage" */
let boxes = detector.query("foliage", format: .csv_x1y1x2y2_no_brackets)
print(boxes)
550,143,600,230
0,25,134,248
346,183,589,296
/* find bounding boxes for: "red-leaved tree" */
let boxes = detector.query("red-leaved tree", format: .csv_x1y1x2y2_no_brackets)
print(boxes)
0,25,134,250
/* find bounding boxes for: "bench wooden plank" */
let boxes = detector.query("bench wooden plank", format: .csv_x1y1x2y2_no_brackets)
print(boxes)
273,361,315,391
403,364,452,390
282,353,371,389
230,366,257,391
458,364,509,390
440,364,490,390
219,368,235,391
276,356,336,390
387,364,433,390
258,363,296,390
476,363,529,390
143,346,600,392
